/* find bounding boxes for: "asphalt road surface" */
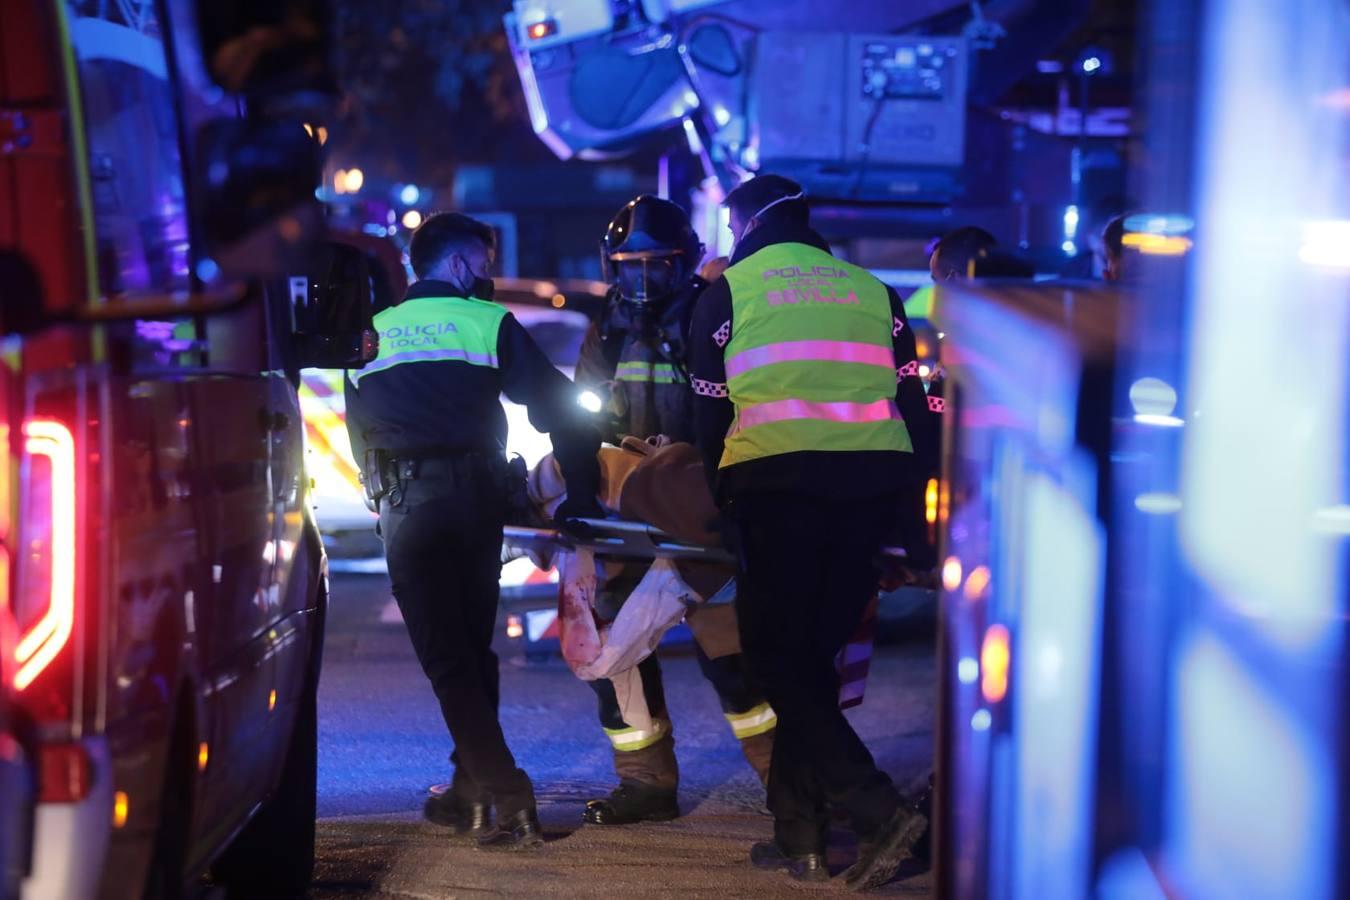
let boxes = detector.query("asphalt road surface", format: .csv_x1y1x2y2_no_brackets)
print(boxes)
312,570,936,899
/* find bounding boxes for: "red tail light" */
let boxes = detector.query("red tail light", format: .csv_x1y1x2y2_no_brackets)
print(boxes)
36,743,92,803
14,418,76,692
0,546,12,691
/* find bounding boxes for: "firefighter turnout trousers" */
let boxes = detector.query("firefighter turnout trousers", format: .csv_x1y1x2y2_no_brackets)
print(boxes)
589,603,775,788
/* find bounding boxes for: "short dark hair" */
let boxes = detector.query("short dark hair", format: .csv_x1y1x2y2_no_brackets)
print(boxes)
1102,215,1126,259
408,212,496,279
725,174,809,228
933,226,997,279
973,250,1035,278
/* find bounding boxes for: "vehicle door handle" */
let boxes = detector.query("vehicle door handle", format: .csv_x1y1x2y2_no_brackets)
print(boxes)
258,410,291,433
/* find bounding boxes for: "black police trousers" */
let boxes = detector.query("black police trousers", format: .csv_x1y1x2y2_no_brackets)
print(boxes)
378,456,534,817
730,490,903,855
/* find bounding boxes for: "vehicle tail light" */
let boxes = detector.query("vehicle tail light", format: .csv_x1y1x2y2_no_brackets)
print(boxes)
980,624,1011,704
36,743,92,802
13,418,76,694
0,546,12,691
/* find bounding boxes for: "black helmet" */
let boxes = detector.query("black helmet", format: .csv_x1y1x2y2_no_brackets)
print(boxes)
600,195,703,304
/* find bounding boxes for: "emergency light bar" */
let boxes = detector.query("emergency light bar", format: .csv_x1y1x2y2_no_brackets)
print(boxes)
526,19,558,40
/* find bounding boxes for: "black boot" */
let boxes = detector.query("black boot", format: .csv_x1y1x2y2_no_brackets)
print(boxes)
843,806,928,892
750,841,829,883
423,791,491,836
908,774,934,867
582,781,680,825
476,809,545,851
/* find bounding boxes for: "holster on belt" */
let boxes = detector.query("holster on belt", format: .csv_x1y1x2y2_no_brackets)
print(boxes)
503,455,530,518
360,448,392,512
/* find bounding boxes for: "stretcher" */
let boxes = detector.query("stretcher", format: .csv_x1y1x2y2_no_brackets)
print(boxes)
504,517,908,562
503,517,735,565
502,517,908,605
503,516,907,713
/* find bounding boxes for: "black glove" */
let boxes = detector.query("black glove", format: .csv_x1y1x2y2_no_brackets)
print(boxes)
554,494,605,532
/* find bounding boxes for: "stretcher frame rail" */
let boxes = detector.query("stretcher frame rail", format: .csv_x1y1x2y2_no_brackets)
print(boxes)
503,518,907,564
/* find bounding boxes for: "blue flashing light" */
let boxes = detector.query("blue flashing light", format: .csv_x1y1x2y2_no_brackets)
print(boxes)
1123,212,1197,236
195,258,219,283
399,184,421,206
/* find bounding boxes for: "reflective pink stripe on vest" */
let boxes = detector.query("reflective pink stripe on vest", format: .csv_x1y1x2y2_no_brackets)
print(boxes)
725,340,895,380
736,398,901,430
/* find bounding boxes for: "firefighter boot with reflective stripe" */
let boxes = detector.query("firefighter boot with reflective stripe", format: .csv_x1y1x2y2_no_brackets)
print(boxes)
609,728,678,790
583,781,680,825
724,702,776,786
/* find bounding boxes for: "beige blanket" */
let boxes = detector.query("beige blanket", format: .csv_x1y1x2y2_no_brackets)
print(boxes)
527,437,720,545
527,440,737,728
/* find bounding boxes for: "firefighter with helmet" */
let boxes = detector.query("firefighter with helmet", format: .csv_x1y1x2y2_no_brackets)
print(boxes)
572,195,776,825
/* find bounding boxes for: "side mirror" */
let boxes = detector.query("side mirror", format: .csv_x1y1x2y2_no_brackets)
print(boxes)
194,117,324,279
290,242,379,370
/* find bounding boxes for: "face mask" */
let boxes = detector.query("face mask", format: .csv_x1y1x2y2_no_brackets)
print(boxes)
453,254,495,300
470,274,495,301
616,257,677,305
734,191,806,247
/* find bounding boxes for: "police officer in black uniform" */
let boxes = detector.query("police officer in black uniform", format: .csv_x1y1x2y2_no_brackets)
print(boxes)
345,213,602,849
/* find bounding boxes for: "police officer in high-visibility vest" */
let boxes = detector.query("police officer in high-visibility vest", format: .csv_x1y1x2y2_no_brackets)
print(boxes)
573,196,776,826
345,213,601,850
689,175,934,888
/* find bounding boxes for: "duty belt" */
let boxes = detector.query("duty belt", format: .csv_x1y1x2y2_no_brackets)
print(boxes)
362,447,525,514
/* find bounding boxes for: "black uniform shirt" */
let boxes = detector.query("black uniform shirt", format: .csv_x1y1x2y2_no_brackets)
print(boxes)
345,279,599,491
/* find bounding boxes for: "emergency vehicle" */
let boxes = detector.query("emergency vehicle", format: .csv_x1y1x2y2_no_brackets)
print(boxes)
2,602,30,899
1,0,372,895
926,1,1350,892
